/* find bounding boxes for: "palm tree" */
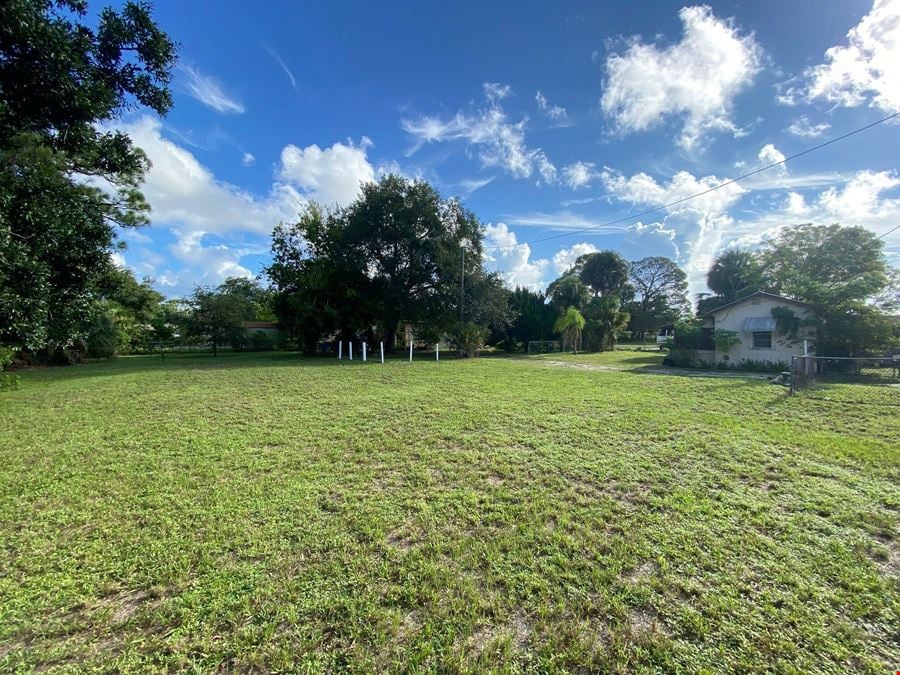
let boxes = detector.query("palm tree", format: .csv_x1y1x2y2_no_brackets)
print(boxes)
554,306,586,354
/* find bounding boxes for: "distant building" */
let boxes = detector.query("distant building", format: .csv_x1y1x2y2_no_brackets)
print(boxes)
243,321,283,345
698,292,816,365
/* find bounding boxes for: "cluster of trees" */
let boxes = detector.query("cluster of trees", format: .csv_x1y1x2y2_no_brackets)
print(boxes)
493,254,689,352
0,0,177,361
698,224,897,356
266,175,510,354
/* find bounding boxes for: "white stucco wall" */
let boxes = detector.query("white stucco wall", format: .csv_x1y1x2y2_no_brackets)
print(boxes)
708,296,815,365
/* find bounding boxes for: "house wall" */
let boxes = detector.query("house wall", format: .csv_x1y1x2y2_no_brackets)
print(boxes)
710,296,814,366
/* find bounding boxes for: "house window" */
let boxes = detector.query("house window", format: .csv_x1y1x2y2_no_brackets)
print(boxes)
752,331,772,349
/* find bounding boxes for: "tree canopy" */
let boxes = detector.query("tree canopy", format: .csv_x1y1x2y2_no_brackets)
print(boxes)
0,0,177,356
267,175,509,354
626,256,690,340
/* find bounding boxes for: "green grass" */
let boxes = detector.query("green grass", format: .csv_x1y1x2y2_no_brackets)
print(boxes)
1,351,898,673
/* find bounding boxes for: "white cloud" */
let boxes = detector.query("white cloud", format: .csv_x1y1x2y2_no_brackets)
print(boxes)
552,243,599,274
600,5,762,149
483,82,512,102
402,84,557,182
111,116,378,293
785,191,811,216
506,210,629,234
535,91,569,123
786,115,831,138
179,64,245,114
757,143,787,177
563,161,598,190
483,223,550,290
278,137,376,206
264,45,298,90
601,168,747,295
802,0,900,113
241,152,256,167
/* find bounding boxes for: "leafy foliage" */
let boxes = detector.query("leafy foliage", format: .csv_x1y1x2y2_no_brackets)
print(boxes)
0,0,177,354
267,176,508,353
626,256,690,340
554,306,585,353
185,283,257,356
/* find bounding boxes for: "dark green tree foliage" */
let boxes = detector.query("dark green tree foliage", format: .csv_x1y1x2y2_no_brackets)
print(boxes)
343,175,484,348
700,248,761,313
626,256,689,341
267,176,506,354
185,282,256,356
546,273,590,312
498,287,556,351
0,0,177,354
757,224,891,356
579,250,630,297
583,295,630,351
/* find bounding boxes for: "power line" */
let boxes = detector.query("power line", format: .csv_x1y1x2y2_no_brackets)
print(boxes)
879,223,900,240
490,111,900,251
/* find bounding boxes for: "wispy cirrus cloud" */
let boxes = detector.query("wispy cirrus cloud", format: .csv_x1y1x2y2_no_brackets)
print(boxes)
264,45,298,90
179,64,245,114
401,82,558,184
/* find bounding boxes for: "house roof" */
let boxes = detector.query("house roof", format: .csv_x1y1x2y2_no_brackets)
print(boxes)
244,321,278,329
700,291,811,318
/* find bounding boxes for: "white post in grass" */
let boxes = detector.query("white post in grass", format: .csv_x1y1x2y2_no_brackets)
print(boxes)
380,341,384,364
436,343,439,361
362,341,367,362
409,338,413,362
338,341,342,359
349,342,353,361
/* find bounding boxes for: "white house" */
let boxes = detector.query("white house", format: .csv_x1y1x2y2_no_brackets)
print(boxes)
698,292,816,366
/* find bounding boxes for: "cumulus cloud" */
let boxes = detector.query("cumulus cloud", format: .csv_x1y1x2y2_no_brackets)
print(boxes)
111,116,378,293
600,5,762,149
241,152,256,167
483,223,550,290
179,64,245,114
278,137,376,206
401,83,557,182
601,168,746,294
787,115,831,138
563,161,598,190
551,242,599,274
801,0,900,113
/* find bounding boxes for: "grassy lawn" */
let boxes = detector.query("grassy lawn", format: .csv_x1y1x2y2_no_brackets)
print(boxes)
1,352,897,673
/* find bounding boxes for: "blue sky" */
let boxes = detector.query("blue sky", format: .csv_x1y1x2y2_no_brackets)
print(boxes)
108,0,900,299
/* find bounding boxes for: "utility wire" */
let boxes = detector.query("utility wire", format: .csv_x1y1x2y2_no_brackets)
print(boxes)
489,111,900,251
879,222,900,240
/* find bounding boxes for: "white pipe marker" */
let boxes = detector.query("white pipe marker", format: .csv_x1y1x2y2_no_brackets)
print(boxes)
362,341,367,362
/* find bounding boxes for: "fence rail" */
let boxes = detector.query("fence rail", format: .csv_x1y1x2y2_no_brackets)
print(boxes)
790,355,900,395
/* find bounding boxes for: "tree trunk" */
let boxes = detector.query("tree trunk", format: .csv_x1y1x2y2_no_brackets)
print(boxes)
384,324,397,353
212,338,218,357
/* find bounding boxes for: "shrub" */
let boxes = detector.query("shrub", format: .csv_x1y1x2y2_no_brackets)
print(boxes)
0,347,20,391
663,348,699,368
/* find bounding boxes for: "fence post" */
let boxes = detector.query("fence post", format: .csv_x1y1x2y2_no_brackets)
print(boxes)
790,355,796,395
362,341,367,362
349,342,353,361
380,341,384,364
338,341,342,360
409,339,413,363
436,343,439,361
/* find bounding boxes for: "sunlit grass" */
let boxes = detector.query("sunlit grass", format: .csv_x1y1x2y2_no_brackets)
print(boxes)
1,352,897,672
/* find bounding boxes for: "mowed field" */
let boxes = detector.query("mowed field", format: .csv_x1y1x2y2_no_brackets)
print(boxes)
0,351,897,673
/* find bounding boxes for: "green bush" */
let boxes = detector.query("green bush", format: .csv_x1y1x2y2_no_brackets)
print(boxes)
663,348,699,368
0,347,20,391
